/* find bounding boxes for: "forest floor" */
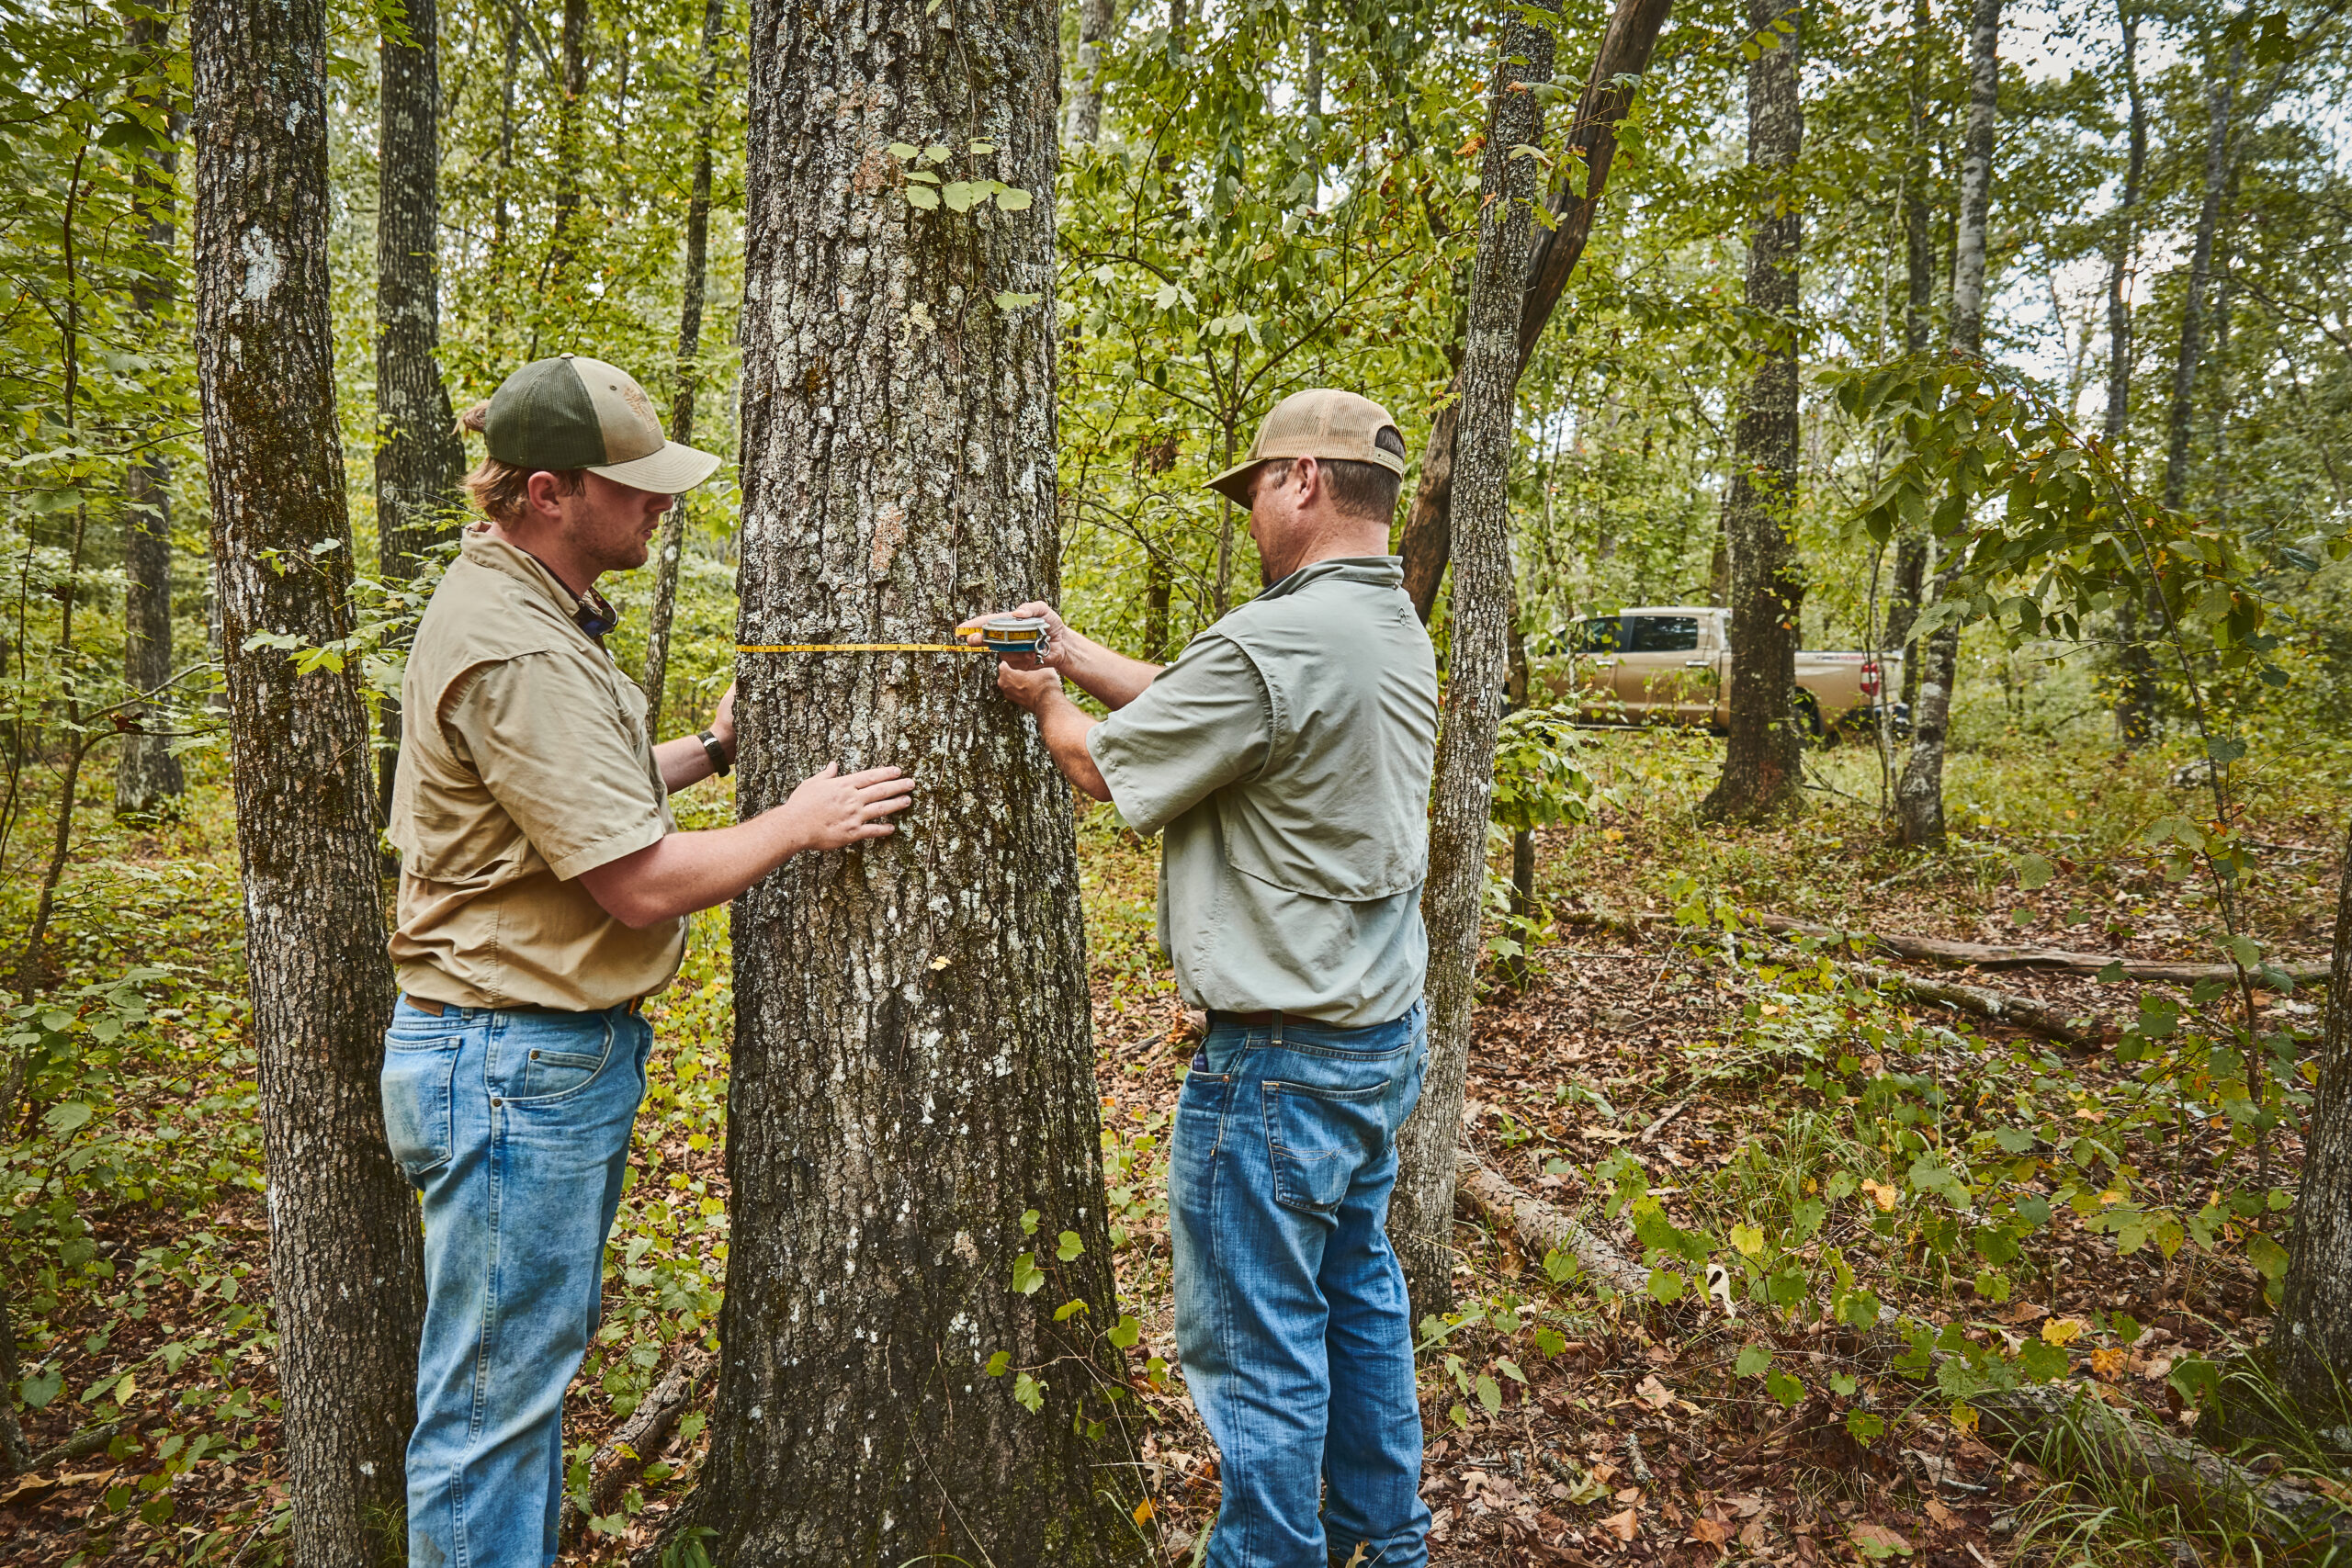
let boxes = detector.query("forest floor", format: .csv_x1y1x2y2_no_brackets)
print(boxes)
1,725,2345,1565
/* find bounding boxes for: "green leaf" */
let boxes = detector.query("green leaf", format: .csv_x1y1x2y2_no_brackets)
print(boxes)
19,1368,61,1408
2248,1232,2289,1281
2014,852,2054,890
1053,1297,1088,1321
1010,1252,1045,1295
992,186,1034,211
1532,1327,1566,1357
1106,1314,1141,1349
1730,1221,1764,1258
1496,1358,1526,1384
1735,1345,1772,1378
1645,1269,1685,1303
2205,735,2247,765
42,1101,93,1134
1765,1369,1804,1407
1056,1229,1084,1262
887,141,920,160
1845,1408,1884,1444
992,291,1042,310
1012,1371,1044,1413
983,1350,1011,1376
1020,1209,1039,1235
1475,1373,1502,1414
903,185,939,210
942,180,977,213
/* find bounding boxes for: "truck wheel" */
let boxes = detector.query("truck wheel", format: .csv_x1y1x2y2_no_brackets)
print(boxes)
1793,690,1825,746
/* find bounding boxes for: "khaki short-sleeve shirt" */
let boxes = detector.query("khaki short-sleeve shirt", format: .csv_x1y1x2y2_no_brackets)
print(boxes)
387,530,684,1010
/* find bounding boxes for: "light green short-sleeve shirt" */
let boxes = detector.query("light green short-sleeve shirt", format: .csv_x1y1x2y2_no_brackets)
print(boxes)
1088,557,1440,1027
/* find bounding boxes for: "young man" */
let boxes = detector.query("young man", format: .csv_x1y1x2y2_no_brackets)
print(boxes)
980,389,1441,1567
379,353,915,1566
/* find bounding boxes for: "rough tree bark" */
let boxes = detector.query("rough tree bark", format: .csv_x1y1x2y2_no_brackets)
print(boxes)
1068,0,1114,143
2159,39,2240,517
676,2,1138,1562
1697,0,1804,824
2274,814,2352,1424
190,0,426,1560
2107,0,2157,745
118,6,185,817
1396,0,1675,622
638,0,724,735
1894,0,2000,851
1387,0,1555,1321
376,0,466,813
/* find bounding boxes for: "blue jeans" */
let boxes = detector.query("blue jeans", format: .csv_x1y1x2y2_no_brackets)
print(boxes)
1170,1000,1432,1568
379,998,652,1568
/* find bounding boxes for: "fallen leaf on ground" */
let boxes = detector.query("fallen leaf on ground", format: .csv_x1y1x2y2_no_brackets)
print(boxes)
1925,1498,1961,1529
1850,1522,1914,1557
1600,1506,1639,1542
1634,1373,1673,1410
1690,1518,1734,1547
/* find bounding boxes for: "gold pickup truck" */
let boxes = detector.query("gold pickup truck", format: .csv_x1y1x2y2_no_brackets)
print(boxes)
1532,605,1901,736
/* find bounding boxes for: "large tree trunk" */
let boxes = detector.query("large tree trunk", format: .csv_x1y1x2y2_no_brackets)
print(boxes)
2273,816,2352,1423
677,3,1137,1562
2107,1,2157,746
1697,0,1804,824
1894,0,2000,851
376,0,465,814
1396,0,1675,622
1068,0,1114,143
118,7,185,818
190,0,425,1560
639,0,724,736
1387,0,1556,1322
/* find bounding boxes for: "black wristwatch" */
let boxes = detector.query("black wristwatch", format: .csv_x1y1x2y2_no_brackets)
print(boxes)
697,729,733,777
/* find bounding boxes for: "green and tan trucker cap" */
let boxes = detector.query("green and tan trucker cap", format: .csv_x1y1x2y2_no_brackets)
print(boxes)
1206,388,1406,504
484,353,722,495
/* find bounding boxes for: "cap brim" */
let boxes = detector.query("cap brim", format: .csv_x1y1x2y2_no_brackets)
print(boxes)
1204,459,1262,506
586,441,723,496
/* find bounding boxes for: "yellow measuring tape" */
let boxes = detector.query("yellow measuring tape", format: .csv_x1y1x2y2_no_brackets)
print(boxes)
735,642,987,654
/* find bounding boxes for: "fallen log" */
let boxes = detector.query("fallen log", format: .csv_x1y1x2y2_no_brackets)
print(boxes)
558,1342,716,1548
1975,1382,2352,1549
1455,1151,1649,1298
1751,914,2333,988
21,1418,124,1476
1839,957,2099,1047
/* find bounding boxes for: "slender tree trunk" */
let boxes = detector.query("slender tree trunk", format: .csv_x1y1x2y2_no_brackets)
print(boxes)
677,2,1137,1561
119,8,185,818
544,0,590,290
639,0,723,735
493,0,520,255
0,1285,25,1477
2160,39,2240,515
1069,0,1114,143
1388,0,1556,1321
1396,0,1675,621
2106,2,2157,745
190,0,425,1558
1698,0,1804,824
1896,0,2000,851
2273,814,2352,1422
1883,0,1932,701
1142,555,1170,661
376,0,466,816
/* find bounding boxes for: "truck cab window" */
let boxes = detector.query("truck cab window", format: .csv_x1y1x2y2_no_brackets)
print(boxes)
1623,615,1700,653
1577,617,1624,653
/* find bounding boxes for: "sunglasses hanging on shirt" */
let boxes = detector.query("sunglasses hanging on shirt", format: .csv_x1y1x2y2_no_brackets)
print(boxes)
572,590,620,641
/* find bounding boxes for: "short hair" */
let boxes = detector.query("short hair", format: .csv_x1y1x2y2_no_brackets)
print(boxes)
1258,424,1408,523
453,400,586,525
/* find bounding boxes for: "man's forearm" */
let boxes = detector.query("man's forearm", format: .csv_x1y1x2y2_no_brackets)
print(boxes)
576,813,801,929
1035,689,1112,801
654,733,721,791
1056,627,1160,712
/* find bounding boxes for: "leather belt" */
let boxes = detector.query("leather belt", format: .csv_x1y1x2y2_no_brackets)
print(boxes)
403,995,644,1018
1209,1009,1282,1028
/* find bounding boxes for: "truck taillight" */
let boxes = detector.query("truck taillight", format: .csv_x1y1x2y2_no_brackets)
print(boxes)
1860,660,1882,696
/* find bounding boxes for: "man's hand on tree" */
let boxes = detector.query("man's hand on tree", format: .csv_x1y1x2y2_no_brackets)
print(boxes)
995,662,1064,714
962,600,1073,672
776,762,915,850
709,682,738,754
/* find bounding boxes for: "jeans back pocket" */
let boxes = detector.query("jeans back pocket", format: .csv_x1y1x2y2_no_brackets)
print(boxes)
380,1035,460,1183
1261,1078,1391,1214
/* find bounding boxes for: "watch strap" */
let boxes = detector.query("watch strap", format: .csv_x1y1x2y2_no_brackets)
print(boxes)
697,728,732,777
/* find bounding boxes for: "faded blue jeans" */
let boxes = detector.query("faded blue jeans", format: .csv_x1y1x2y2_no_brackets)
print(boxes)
1170,1000,1432,1568
379,997,652,1568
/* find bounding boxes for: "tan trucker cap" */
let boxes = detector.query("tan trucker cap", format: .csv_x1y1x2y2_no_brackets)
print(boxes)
1205,389,1406,505
483,353,722,496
